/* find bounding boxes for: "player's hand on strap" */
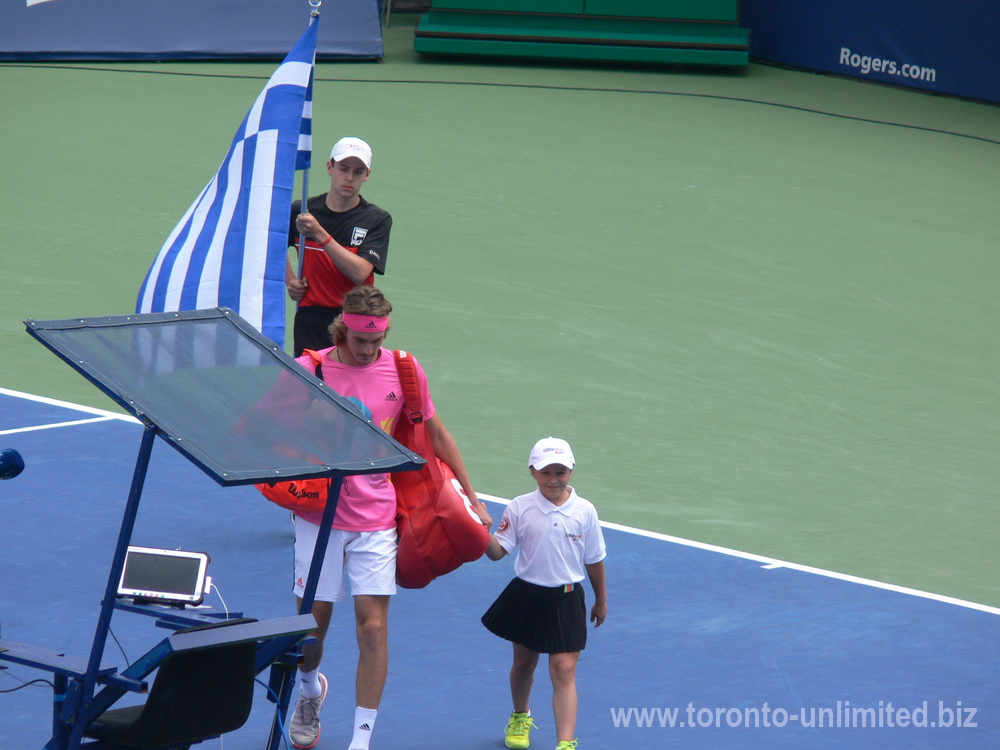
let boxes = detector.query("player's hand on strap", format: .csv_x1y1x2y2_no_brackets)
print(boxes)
473,501,493,529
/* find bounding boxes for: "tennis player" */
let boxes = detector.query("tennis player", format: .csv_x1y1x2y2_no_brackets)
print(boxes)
287,285,491,750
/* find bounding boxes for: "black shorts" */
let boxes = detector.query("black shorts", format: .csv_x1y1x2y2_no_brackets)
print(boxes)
293,305,341,357
482,577,587,654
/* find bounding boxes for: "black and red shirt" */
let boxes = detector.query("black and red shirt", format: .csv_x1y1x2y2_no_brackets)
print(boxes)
289,194,392,308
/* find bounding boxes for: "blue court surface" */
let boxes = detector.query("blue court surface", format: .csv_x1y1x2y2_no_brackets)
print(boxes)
1,389,997,749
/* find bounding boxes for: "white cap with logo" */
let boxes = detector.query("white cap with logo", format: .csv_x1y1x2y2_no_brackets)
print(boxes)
529,437,576,470
330,137,372,169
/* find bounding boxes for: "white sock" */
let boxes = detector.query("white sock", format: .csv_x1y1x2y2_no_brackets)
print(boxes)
298,667,322,699
348,706,378,750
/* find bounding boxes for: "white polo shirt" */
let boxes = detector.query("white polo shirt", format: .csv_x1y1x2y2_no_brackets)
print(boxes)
494,487,607,587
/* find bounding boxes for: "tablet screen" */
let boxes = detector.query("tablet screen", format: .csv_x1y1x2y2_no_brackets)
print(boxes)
117,546,210,606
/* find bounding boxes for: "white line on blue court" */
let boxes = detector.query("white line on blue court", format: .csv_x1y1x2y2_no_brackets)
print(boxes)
0,416,120,435
4,386,997,619
477,496,1000,617
0,387,139,422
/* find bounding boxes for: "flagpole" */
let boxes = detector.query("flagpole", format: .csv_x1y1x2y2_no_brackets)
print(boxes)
297,0,322,284
276,30,323,750
296,168,309,283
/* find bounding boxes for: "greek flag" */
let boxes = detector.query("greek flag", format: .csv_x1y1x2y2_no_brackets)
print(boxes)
136,19,318,348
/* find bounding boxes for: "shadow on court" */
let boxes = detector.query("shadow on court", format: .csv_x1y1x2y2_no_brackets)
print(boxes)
1,391,997,749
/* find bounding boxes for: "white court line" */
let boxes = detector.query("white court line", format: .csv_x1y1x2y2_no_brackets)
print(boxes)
0,416,119,435
4,388,997,619
477,493,1000,617
0,387,139,422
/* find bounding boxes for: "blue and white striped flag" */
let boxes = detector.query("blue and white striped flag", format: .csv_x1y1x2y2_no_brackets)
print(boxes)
136,19,318,348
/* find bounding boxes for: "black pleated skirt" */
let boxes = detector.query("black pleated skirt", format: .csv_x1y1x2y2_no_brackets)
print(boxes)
482,577,587,654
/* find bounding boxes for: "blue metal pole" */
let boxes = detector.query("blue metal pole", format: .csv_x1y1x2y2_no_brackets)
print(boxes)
60,423,157,750
296,5,320,286
296,171,310,283
265,474,341,750
299,475,342,615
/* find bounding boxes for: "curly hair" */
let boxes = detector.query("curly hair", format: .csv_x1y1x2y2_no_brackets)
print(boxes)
328,285,393,346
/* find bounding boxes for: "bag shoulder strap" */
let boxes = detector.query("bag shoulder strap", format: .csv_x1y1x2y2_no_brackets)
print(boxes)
303,348,324,377
393,350,424,424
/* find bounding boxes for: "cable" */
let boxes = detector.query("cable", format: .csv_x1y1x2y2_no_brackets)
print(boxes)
255,676,294,750
207,583,290,748
197,582,290,750
0,676,55,693
2,62,997,146
209,582,230,618
108,627,131,667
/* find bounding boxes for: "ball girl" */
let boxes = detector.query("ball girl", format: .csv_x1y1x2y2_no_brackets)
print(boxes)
482,438,608,750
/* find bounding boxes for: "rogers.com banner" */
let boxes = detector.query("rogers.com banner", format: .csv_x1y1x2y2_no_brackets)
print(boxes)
740,0,1000,105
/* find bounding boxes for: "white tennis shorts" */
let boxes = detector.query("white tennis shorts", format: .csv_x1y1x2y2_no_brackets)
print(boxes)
293,516,397,602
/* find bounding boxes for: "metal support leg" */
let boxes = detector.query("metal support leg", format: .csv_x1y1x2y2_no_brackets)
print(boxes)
60,424,157,750
265,475,343,750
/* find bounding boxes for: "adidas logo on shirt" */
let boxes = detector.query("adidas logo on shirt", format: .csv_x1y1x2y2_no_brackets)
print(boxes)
386,391,398,401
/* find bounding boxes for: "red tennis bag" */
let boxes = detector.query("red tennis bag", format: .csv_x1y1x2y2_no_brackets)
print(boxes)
253,350,332,514
391,350,490,588
256,476,331,513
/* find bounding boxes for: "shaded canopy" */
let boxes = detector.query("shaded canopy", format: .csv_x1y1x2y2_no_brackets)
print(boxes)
25,308,423,486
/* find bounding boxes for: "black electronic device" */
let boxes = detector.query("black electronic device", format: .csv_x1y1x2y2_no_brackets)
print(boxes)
116,546,211,607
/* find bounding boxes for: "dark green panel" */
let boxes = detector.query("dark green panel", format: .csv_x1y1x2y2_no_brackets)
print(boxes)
432,0,584,13
585,0,739,21
414,35,748,65
418,10,747,38
415,10,749,58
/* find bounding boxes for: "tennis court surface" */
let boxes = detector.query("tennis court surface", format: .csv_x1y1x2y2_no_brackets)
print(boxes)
1,389,997,749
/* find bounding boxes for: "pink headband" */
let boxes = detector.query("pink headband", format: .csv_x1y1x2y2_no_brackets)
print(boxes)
342,312,389,333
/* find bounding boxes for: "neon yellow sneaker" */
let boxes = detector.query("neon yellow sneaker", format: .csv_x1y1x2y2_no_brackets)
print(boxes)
555,741,578,750
504,711,537,749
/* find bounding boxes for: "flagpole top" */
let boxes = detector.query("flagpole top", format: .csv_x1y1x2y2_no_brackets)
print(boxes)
309,0,321,15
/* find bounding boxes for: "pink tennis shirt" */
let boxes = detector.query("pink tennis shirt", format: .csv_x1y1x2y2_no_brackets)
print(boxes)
294,346,435,532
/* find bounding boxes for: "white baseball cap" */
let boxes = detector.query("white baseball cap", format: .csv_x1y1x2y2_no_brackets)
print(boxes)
529,437,575,470
330,137,372,169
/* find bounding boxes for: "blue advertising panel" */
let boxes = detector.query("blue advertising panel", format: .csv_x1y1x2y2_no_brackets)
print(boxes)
740,0,1000,104
0,0,383,60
